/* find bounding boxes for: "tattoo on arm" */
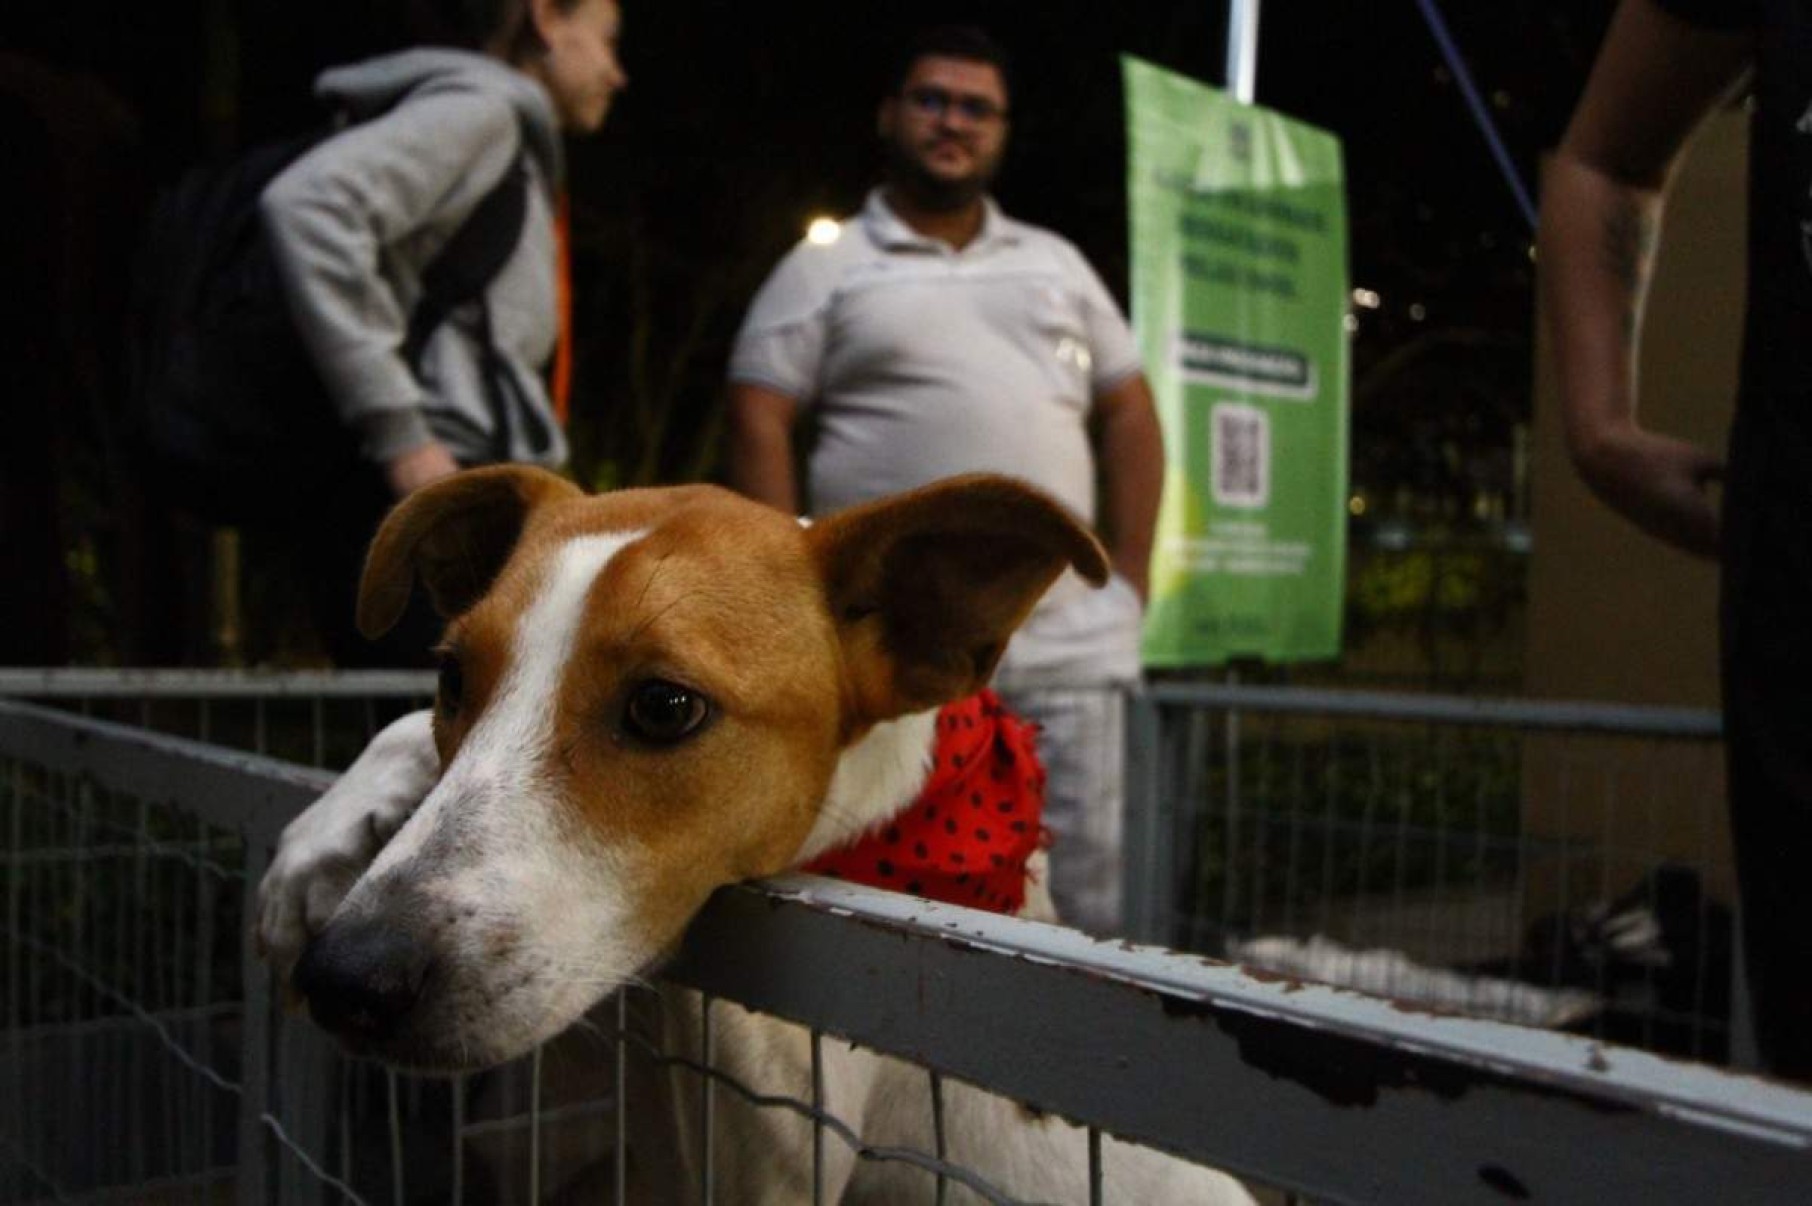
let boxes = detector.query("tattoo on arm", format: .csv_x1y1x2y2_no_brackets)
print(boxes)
1602,199,1659,344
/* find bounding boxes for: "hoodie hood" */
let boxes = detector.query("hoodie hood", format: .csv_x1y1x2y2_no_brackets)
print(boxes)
315,48,564,183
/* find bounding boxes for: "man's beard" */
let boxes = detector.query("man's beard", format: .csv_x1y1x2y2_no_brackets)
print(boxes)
884,136,996,212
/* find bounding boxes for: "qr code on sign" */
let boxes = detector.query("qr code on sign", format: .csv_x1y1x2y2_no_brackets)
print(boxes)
1212,403,1269,508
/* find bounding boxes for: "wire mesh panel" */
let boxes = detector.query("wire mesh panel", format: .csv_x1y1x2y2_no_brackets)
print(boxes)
1128,684,1732,1063
0,670,435,771
0,702,614,1206
6,695,1811,1206
3,737,247,1200
254,1015,620,1206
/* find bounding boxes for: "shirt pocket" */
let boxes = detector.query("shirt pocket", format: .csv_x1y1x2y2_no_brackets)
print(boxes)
1029,282,1094,397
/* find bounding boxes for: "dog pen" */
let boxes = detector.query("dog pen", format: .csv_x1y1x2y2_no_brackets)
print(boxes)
5,669,1745,1064
3,672,1808,1203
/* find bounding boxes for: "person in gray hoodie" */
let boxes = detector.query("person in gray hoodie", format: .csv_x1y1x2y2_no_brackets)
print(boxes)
259,0,625,664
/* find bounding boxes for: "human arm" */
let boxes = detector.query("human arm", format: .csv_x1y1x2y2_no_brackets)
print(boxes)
1538,0,1751,558
261,91,522,495
256,710,442,987
725,383,803,514
1067,236,1163,601
725,238,835,514
1090,371,1164,602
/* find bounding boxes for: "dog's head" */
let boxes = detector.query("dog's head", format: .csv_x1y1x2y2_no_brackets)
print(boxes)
290,467,1105,1069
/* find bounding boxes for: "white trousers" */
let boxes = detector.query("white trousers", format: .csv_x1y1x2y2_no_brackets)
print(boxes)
995,685,1127,936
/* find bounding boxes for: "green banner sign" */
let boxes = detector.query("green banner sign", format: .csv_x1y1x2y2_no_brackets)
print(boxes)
1124,56,1350,666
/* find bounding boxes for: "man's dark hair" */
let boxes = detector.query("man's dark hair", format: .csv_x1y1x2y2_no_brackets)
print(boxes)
889,25,1013,105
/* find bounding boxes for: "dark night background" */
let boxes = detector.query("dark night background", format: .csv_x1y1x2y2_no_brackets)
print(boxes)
1,1,1620,674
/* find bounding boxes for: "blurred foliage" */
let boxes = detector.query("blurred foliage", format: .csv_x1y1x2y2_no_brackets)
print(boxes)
1341,538,1528,690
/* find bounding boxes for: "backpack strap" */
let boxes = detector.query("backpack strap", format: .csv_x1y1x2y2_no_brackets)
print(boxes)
403,156,534,462
410,155,530,326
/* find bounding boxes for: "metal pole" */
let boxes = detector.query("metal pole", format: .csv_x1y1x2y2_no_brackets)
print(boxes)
1222,665,1242,937
1122,688,1164,943
1224,0,1261,103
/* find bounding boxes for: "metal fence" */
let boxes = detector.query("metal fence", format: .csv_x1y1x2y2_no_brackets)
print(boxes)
0,700,611,1206
3,669,1750,1067
4,695,1811,1205
1125,681,1739,1064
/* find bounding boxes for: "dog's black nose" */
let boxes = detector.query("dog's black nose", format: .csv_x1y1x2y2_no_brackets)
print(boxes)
293,922,430,1044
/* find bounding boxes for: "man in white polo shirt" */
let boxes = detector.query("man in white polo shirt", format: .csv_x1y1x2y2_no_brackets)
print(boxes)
726,26,1162,934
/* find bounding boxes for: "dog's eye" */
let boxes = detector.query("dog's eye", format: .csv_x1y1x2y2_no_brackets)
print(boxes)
436,652,464,719
624,680,709,744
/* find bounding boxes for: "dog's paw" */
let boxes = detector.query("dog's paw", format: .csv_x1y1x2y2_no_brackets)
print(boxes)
254,710,441,990
256,833,371,993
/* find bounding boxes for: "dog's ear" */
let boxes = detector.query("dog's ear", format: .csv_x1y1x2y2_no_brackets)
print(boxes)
807,474,1109,723
357,465,581,638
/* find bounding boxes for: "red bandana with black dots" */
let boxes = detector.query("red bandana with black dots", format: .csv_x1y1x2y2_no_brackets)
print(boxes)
804,689,1047,914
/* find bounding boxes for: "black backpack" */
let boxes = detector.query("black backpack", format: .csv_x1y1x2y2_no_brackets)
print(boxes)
127,120,529,525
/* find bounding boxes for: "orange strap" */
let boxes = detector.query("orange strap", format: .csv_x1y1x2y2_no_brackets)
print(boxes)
550,190,574,426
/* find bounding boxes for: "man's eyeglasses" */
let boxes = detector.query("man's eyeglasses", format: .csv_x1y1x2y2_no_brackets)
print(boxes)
903,86,1008,123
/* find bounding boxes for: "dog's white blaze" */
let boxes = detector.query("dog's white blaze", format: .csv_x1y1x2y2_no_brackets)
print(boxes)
795,709,939,863
357,532,649,1048
464,531,643,792
368,532,641,873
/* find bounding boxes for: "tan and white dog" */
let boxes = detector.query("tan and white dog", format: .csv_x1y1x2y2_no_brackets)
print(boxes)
256,466,1251,1204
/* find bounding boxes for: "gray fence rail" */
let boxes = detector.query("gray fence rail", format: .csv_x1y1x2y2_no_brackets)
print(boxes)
0,668,435,772
3,693,1811,1204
